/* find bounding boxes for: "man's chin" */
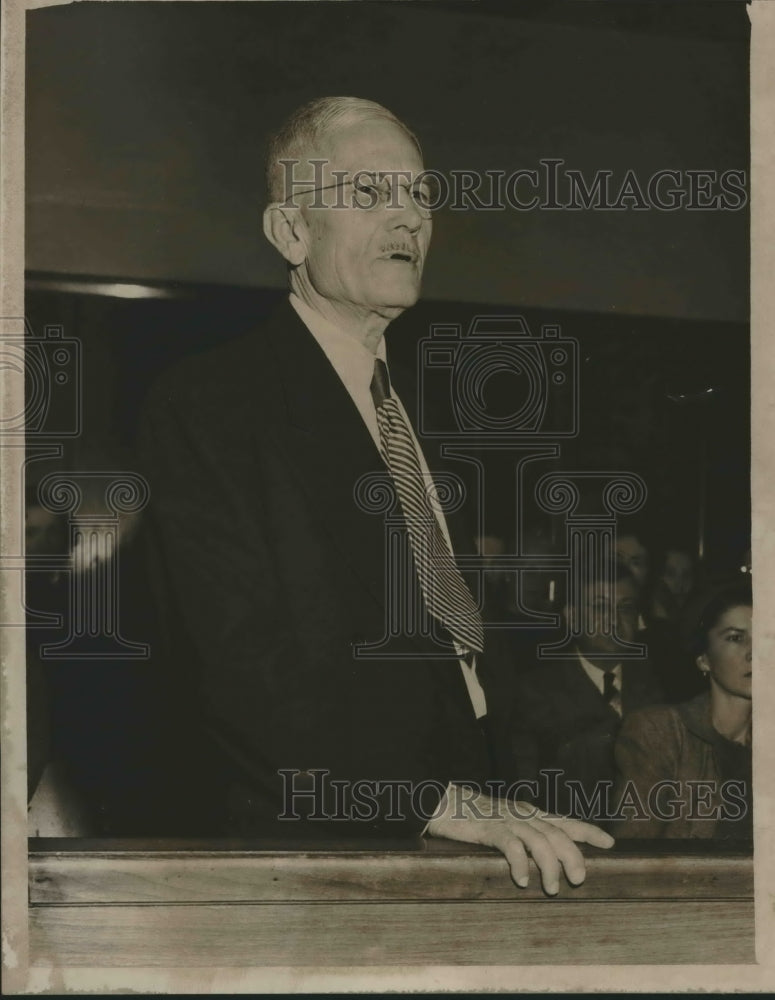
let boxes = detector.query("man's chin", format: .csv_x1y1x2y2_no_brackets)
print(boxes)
374,289,421,319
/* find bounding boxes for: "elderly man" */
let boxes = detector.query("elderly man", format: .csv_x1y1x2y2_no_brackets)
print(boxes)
139,96,612,894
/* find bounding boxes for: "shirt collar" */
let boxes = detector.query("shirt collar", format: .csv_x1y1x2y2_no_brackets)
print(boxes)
577,651,621,694
289,294,386,396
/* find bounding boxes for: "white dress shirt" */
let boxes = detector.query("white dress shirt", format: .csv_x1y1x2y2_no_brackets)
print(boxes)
289,293,487,719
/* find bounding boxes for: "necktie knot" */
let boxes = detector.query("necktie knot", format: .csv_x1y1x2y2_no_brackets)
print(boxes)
370,358,391,410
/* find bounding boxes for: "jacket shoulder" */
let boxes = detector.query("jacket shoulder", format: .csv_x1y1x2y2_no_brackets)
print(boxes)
619,701,682,742
146,329,272,410
513,660,585,714
139,306,297,440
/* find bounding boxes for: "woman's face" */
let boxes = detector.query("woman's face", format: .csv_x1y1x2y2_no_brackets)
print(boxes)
698,604,752,700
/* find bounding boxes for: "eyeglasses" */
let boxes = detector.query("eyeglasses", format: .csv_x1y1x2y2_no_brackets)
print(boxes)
286,171,439,218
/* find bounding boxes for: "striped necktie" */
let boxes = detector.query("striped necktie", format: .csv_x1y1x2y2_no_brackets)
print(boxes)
370,357,484,655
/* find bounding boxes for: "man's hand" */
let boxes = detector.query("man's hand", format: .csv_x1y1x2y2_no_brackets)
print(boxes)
426,785,614,895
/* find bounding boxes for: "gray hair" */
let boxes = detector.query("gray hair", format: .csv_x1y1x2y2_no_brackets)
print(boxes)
265,96,421,204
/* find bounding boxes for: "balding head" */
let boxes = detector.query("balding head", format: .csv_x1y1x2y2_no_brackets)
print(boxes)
265,96,421,204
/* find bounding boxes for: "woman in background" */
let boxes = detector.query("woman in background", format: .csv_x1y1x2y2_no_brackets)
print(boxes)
613,578,752,839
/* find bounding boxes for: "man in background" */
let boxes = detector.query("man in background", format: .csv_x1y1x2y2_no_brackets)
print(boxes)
510,565,664,821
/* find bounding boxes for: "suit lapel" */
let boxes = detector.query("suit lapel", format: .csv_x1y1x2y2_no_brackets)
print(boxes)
564,658,618,722
252,301,390,610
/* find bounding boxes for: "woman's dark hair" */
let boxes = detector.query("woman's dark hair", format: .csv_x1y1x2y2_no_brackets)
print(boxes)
683,578,752,657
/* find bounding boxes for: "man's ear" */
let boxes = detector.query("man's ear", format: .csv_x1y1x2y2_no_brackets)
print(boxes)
263,204,308,267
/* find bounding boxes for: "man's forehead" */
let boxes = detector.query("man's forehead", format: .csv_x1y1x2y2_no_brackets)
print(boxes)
318,119,424,176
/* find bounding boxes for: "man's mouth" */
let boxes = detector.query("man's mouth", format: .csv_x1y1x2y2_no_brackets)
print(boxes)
380,243,418,263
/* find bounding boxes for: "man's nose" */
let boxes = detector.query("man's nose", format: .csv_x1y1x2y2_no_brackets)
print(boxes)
390,190,424,232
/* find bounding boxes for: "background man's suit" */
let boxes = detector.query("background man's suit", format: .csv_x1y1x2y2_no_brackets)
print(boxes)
138,299,496,835
509,655,663,818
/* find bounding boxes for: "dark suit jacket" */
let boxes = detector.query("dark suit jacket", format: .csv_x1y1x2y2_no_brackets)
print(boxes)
137,300,494,836
509,654,663,818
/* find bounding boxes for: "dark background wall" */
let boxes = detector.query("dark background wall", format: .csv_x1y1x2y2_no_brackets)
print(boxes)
26,1,749,321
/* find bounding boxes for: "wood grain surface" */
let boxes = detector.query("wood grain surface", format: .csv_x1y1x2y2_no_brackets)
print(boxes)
28,839,754,967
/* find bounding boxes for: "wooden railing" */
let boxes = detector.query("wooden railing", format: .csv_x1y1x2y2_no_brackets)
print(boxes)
28,837,753,967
